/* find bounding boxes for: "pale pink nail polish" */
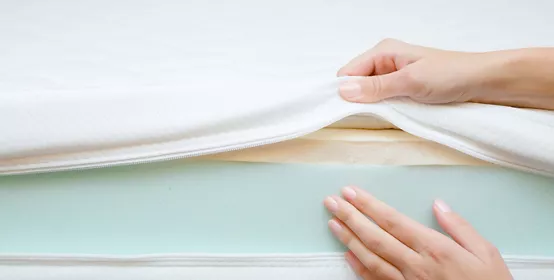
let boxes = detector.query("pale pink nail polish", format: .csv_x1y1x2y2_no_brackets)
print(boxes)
324,197,339,213
342,187,357,200
339,83,362,101
435,199,451,213
328,219,342,235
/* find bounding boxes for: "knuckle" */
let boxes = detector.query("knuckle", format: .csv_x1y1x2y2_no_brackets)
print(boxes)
365,238,384,253
379,208,399,232
361,76,383,96
373,77,384,93
382,216,397,233
363,261,384,277
353,197,371,213
421,244,451,263
401,70,429,98
451,214,471,227
354,201,367,212
485,243,501,260
340,208,355,224
341,231,355,246
396,261,431,280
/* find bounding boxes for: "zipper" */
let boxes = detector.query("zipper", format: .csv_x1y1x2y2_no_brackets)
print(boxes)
0,108,366,175
2,101,552,177
1,78,363,175
2,79,552,177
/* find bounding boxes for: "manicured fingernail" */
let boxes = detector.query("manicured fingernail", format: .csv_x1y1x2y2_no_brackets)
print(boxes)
342,187,357,200
324,196,339,213
339,82,362,101
328,219,342,235
435,199,451,213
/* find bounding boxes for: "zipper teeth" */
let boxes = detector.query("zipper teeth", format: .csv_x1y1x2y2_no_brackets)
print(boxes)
2,110,362,175
4,98,551,177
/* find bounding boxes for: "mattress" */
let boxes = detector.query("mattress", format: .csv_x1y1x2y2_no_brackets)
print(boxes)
1,0,554,279
203,128,487,165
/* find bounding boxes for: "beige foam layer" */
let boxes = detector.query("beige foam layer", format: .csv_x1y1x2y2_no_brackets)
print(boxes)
328,115,397,130
201,128,489,166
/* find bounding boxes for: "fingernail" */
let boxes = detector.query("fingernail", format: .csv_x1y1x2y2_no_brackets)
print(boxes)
342,187,357,200
328,219,342,235
339,82,362,101
435,199,451,213
324,196,339,213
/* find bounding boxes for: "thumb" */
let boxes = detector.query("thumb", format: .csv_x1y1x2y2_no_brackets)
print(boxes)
338,71,411,103
433,199,500,261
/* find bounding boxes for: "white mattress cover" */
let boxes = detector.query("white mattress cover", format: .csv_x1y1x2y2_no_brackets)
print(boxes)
2,0,554,177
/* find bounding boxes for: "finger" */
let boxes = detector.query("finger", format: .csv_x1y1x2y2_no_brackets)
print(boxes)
344,251,368,278
345,251,403,280
337,38,407,77
338,71,411,103
340,186,438,252
337,49,378,77
328,220,404,280
324,196,420,267
338,52,401,77
433,199,500,262
337,39,427,77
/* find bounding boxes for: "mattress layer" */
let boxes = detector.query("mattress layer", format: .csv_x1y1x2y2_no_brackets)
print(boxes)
1,161,553,256
203,128,487,165
2,253,553,280
1,161,554,279
328,115,398,130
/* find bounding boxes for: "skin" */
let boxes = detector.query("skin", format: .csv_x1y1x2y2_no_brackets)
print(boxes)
337,38,554,110
322,39,554,279
323,187,514,280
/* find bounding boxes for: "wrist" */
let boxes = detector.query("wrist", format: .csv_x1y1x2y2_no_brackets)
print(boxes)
469,48,554,109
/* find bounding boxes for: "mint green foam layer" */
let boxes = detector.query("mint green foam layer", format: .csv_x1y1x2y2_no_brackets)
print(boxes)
0,160,553,256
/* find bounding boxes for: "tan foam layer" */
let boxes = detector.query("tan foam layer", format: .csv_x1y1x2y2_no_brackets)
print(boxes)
328,115,397,130
201,128,489,166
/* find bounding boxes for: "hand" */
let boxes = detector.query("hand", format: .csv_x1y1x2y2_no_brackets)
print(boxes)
337,38,488,104
323,186,513,280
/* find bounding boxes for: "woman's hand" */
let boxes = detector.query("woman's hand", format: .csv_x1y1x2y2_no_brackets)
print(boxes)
338,38,554,110
323,186,513,280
